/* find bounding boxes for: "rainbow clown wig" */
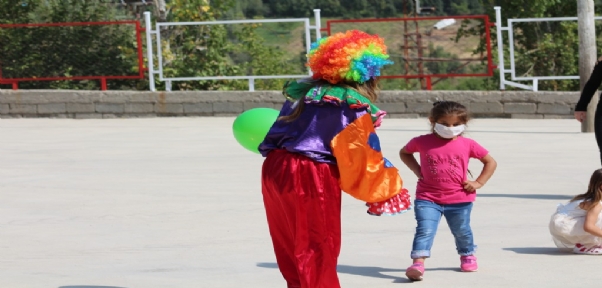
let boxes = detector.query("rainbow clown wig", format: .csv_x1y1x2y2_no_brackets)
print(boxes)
307,30,393,84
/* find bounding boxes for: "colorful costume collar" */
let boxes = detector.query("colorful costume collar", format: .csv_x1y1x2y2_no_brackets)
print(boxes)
283,80,386,127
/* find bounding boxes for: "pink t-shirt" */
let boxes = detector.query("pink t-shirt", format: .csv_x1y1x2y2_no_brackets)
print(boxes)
404,133,489,204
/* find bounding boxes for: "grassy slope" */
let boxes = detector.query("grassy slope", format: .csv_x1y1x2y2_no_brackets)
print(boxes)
251,16,489,89
256,17,485,66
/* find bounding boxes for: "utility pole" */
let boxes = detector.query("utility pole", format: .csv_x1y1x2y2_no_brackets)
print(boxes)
401,0,426,89
577,0,598,133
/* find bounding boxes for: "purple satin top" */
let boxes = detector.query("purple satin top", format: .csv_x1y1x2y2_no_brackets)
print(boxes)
259,100,368,164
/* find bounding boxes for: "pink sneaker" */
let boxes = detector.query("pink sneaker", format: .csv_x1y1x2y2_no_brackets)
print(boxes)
405,262,424,281
460,255,478,272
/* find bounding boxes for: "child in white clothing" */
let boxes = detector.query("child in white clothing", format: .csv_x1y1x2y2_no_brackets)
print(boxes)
549,169,602,254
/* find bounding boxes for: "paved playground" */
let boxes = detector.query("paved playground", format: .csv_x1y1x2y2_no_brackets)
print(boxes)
0,117,599,288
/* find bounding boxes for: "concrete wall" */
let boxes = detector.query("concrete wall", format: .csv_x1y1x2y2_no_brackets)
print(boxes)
0,90,579,119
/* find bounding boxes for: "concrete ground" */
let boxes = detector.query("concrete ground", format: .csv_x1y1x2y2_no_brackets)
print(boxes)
0,117,600,288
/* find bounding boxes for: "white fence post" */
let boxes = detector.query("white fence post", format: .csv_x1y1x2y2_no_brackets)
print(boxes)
304,18,312,76
144,12,155,92
155,20,163,86
494,7,505,91
493,6,534,91
249,78,255,92
313,9,322,41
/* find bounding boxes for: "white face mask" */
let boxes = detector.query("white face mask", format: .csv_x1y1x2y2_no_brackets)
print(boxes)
434,123,465,139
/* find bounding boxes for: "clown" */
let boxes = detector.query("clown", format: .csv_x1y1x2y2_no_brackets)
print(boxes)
258,30,411,288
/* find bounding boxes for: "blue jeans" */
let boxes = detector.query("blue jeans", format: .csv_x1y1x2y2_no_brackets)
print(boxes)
410,200,476,259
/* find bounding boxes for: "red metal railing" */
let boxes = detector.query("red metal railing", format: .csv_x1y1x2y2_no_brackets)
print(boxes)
321,15,495,90
0,20,145,90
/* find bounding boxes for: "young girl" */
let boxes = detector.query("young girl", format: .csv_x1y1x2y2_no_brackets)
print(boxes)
258,30,411,288
549,169,602,254
399,101,497,281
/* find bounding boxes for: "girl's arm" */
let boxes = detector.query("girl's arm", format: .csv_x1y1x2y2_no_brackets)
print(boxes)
463,154,497,192
583,202,602,238
399,147,422,179
475,154,497,186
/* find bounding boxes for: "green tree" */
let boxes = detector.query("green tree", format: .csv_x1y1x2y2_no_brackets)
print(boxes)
157,0,304,90
466,0,484,14
0,0,39,87
231,24,301,90
0,0,139,90
314,0,343,17
421,0,445,15
156,0,245,90
450,1,471,15
0,0,37,24
424,43,463,74
458,0,587,91
258,0,409,18
232,0,268,19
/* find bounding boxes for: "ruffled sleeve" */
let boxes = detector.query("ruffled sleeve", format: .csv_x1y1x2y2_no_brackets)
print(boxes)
330,113,412,216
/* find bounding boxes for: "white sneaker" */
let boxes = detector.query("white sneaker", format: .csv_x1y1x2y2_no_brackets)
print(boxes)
573,243,602,255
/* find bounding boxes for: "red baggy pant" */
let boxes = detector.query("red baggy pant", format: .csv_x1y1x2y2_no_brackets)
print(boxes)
262,150,342,288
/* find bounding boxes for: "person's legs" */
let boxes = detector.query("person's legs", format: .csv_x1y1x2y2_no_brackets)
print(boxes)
406,200,443,280
262,150,342,288
262,151,301,287
410,200,444,258
594,99,602,164
443,202,477,271
295,159,342,288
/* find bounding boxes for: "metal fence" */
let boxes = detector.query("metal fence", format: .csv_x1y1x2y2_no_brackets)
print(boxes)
144,10,322,92
322,15,494,90
494,6,602,92
3,6,594,92
0,20,144,90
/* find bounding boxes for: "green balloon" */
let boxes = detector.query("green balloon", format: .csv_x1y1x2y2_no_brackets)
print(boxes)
232,107,280,154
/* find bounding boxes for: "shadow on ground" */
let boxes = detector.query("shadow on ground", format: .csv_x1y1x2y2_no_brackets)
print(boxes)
258,262,464,284
379,128,580,135
59,286,127,288
503,247,572,256
479,194,572,200
258,262,402,280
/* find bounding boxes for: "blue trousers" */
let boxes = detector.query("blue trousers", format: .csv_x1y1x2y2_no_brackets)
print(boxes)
410,199,476,258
